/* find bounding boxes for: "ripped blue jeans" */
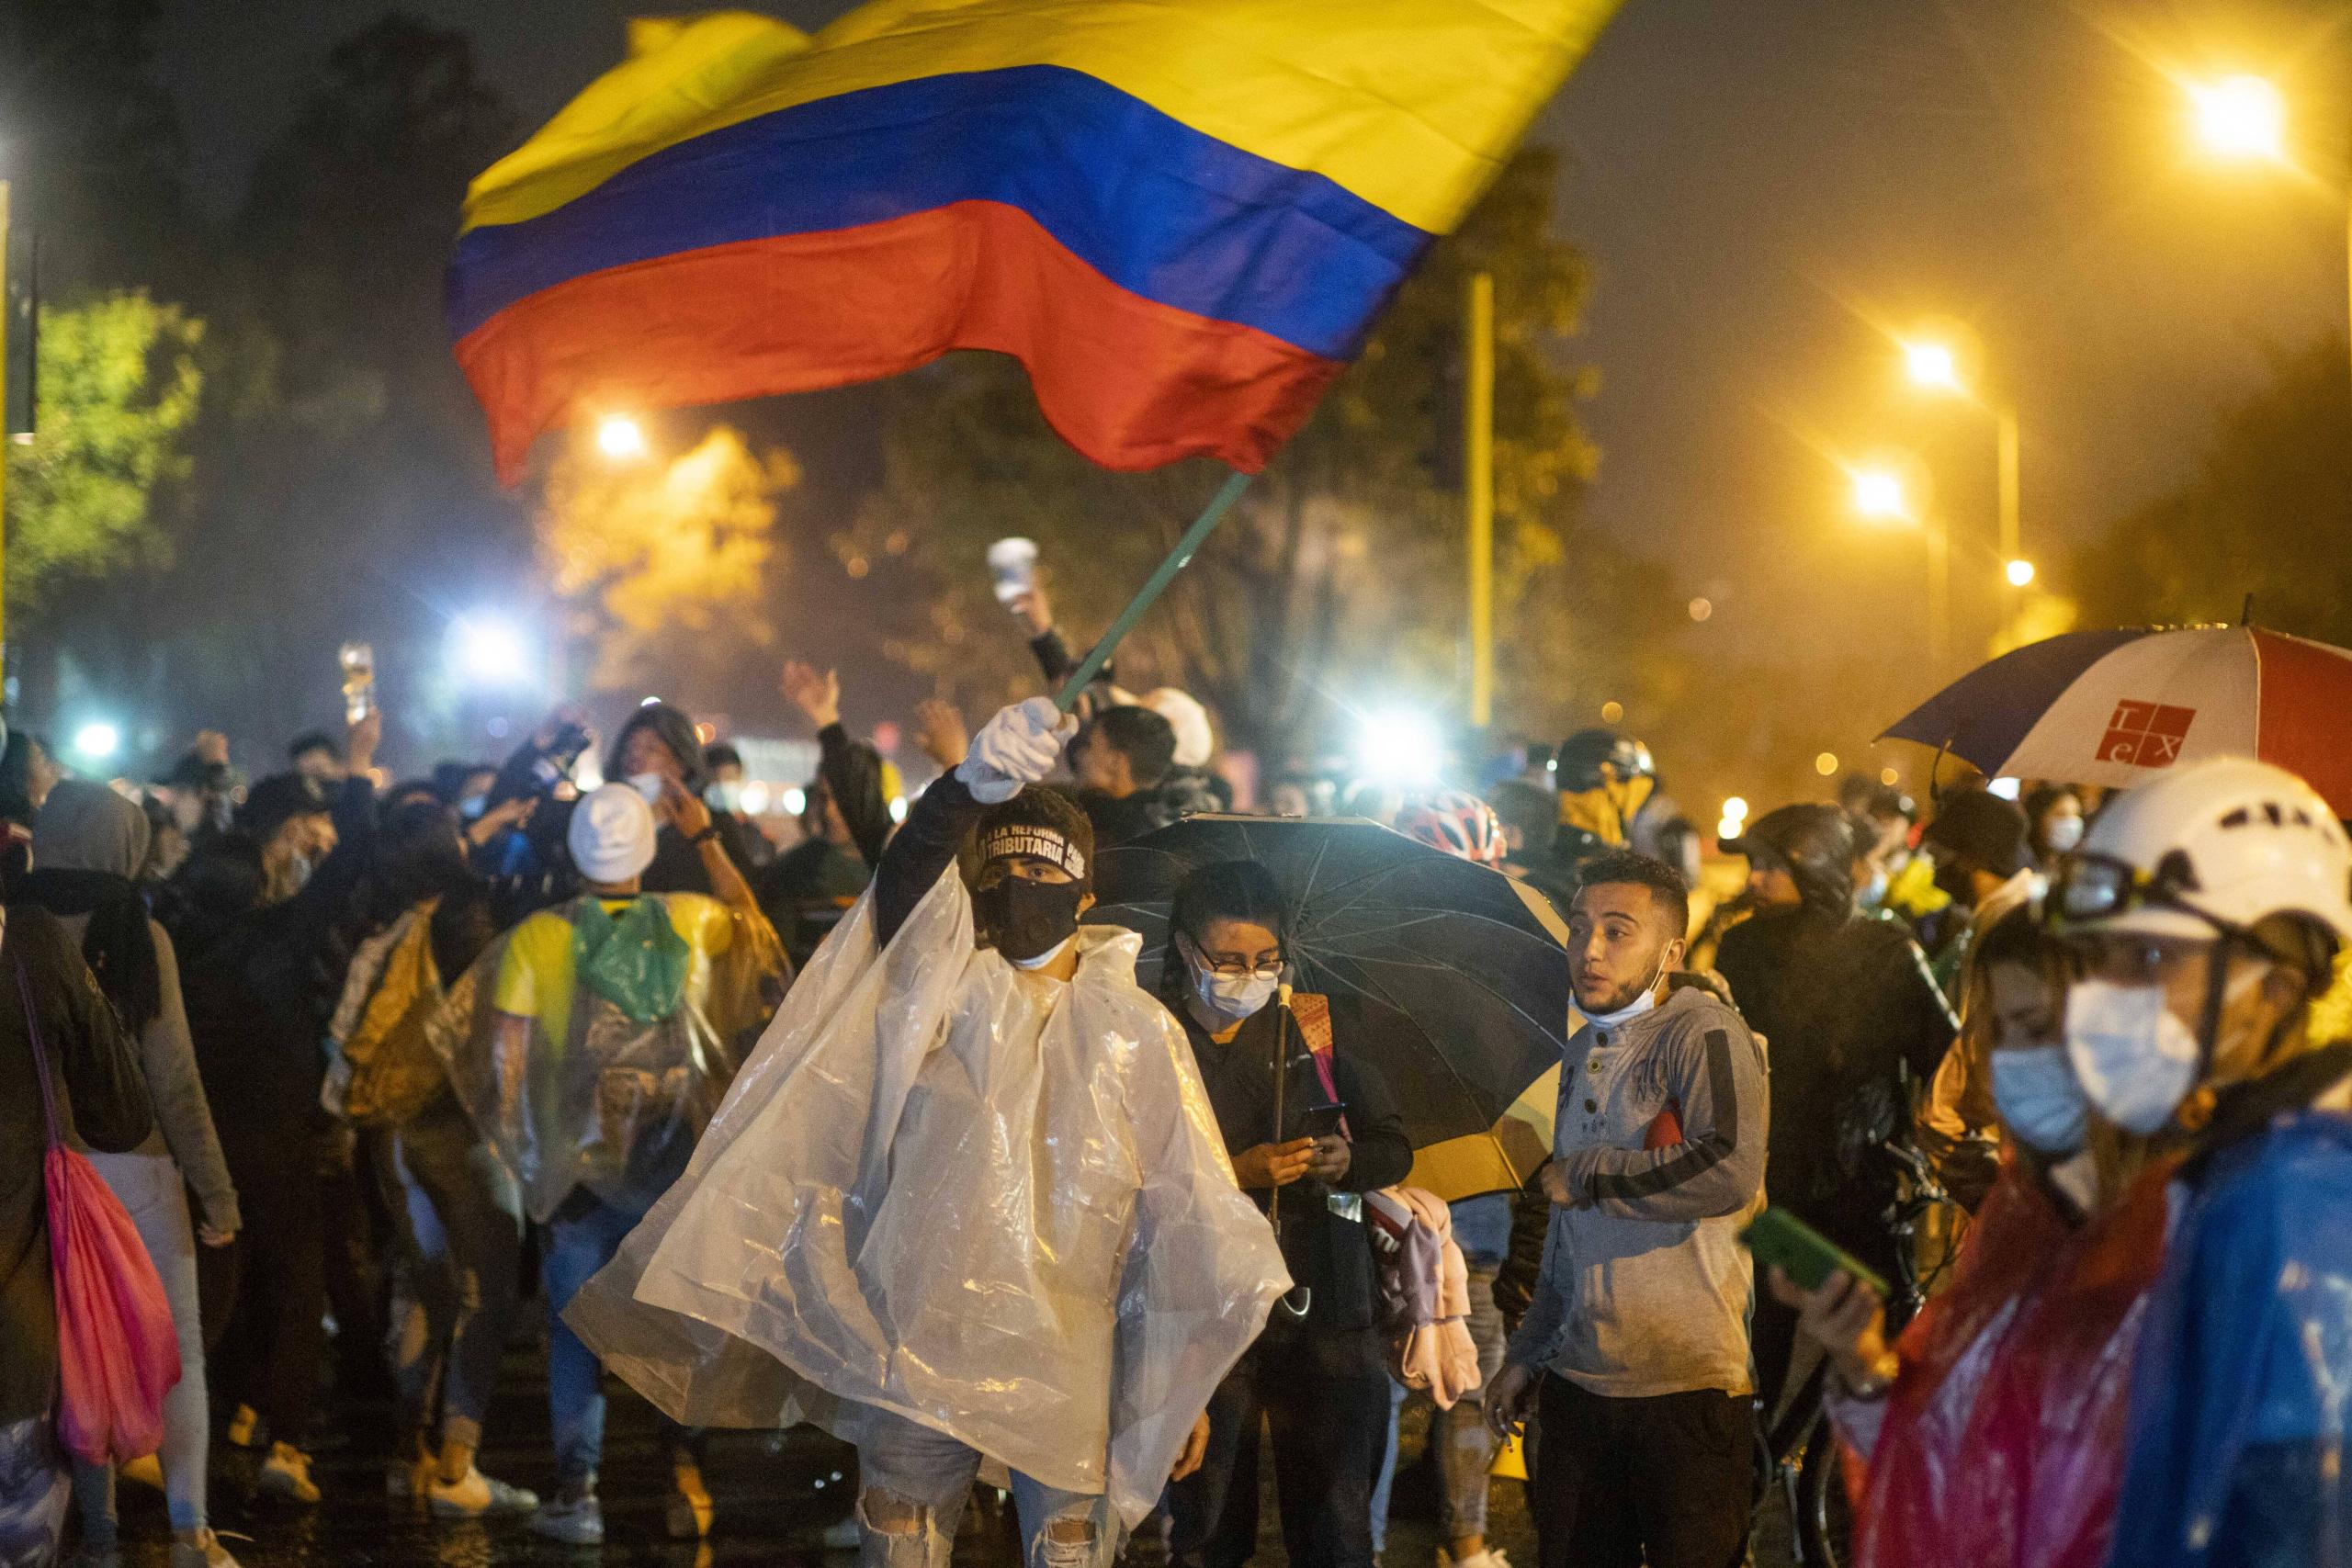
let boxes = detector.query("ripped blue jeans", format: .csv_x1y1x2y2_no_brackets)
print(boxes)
854,1406,1116,1568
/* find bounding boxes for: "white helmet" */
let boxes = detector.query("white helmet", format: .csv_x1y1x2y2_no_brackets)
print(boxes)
2053,757,2352,948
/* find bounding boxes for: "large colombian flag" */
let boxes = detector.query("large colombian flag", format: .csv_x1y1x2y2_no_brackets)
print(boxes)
449,1,1624,485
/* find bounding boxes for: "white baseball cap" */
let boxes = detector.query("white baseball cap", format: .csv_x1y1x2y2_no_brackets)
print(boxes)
569,783,658,886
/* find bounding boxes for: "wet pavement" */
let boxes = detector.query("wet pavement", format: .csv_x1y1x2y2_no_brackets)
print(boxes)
85,1343,1797,1566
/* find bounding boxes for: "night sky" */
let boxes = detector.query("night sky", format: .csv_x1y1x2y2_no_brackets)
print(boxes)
153,0,2352,679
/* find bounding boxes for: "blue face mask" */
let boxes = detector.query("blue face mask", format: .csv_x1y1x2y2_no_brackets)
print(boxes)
458,794,489,820
1988,1043,2088,1155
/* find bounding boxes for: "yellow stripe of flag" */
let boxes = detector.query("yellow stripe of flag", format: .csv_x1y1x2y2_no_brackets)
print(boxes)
464,0,1623,239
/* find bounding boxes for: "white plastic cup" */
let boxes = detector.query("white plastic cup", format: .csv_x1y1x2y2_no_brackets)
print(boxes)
988,537,1039,605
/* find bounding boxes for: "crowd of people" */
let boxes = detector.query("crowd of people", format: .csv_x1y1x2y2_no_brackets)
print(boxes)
4,577,2351,1568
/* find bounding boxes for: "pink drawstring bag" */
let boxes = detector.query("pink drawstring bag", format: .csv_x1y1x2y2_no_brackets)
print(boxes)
21,962,181,1465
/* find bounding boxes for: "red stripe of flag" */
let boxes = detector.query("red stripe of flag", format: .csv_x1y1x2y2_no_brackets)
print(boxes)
455,199,1345,483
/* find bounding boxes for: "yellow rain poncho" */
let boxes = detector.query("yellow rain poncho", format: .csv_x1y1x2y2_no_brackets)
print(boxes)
564,870,1288,1526
434,891,786,1224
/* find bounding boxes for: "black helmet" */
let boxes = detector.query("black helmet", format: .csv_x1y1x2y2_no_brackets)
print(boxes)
1727,803,1858,918
1554,728,1655,794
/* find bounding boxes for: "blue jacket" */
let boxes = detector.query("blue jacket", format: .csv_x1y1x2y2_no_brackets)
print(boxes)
2109,1110,2352,1566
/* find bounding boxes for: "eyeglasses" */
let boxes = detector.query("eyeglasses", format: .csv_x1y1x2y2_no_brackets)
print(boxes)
1181,934,1283,978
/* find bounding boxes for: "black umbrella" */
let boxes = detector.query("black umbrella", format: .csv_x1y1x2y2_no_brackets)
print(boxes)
1088,815,1571,1155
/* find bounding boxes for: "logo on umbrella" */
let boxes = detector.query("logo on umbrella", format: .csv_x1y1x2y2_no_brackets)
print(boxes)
2098,700,2196,768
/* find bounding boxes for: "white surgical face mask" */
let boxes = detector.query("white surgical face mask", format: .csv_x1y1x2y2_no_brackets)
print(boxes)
2043,815,2086,854
626,772,667,805
706,781,743,814
1989,1043,2089,1155
2064,977,2202,1135
1011,933,1076,972
1583,947,1679,1031
1194,966,1280,1022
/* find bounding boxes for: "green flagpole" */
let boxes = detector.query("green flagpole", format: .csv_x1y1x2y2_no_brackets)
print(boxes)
1053,468,1252,713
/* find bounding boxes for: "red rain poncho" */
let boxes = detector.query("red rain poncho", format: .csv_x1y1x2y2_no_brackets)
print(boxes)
1844,1153,2177,1568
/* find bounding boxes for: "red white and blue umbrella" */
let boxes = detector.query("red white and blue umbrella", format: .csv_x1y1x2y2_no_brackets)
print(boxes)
1882,626,2352,816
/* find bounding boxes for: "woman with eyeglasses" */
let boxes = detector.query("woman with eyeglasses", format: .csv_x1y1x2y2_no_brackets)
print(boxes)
1160,859,1413,1568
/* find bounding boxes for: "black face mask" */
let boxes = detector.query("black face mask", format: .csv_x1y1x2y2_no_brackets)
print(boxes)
974,877,1087,963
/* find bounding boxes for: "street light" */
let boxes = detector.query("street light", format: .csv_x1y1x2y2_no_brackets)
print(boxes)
2188,73,2287,164
1850,466,1910,523
2177,72,2352,392
1847,458,1950,670
1901,339,1962,394
1897,329,2023,630
2006,558,2036,588
596,413,647,460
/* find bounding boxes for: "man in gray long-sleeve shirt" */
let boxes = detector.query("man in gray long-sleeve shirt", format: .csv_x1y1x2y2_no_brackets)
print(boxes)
1485,852,1767,1568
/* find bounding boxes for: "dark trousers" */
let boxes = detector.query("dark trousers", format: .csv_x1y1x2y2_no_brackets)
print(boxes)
1167,1325,1392,1568
1531,1374,1752,1568
209,1145,327,1445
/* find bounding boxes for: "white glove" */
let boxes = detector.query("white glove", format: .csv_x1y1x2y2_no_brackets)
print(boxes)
956,697,1076,804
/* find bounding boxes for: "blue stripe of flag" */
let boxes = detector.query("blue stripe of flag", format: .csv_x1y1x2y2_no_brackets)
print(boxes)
448,62,1432,358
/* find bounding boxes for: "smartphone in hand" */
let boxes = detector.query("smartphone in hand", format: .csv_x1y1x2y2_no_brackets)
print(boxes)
1293,1100,1349,1141
1738,1206,1891,1299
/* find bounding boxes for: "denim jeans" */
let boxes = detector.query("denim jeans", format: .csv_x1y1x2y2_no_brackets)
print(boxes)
854,1405,1116,1568
72,1150,210,1534
373,1094,525,1452
544,1186,692,1485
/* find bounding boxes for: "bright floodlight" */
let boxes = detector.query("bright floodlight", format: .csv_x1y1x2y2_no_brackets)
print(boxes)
452,615,530,688
1722,796,1749,822
1903,340,1962,393
2006,558,2037,588
1356,709,1442,784
1851,468,1909,523
596,414,648,459
2190,74,2286,163
74,722,121,761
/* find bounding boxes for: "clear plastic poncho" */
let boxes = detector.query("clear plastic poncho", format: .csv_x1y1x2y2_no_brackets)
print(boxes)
434,892,786,1224
562,871,1289,1526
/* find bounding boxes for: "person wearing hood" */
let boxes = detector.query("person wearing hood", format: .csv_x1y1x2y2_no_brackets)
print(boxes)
1483,852,1767,1568
605,701,765,899
1713,803,1956,1416
22,782,242,1568
441,781,786,1547
1160,860,1414,1568
177,709,383,1506
560,699,1288,1568
1544,729,1654,885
